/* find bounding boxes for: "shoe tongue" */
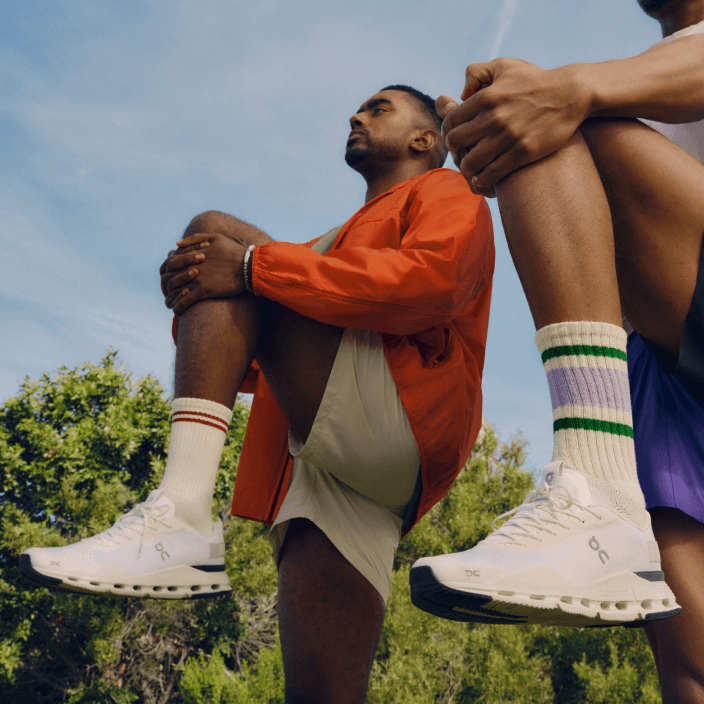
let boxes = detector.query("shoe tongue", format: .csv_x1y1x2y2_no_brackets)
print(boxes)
143,489,176,517
556,467,593,505
540,461,563,488
538,461,592,504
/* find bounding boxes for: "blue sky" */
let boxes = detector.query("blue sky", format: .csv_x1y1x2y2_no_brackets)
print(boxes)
1,0,660,469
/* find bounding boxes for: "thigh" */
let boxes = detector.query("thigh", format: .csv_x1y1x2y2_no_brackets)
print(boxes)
645,507,704,702
292,328,420,514
277,518,384,704
255,298,344,446
581,118,704,357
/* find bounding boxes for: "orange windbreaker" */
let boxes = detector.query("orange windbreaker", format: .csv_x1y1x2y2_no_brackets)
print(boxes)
229,168,495,534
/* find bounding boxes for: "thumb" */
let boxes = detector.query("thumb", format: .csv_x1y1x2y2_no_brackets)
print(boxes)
435,95,459,119
460,61,497,101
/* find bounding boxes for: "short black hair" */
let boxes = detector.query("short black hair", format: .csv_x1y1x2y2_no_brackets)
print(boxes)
380,84,448,169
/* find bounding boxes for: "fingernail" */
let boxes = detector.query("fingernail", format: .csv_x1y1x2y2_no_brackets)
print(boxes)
195,254,205,261
188,270,196,277
471,177,479,185
445,101,458,112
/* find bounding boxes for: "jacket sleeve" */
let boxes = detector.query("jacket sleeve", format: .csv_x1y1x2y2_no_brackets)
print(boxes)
251,172,493,336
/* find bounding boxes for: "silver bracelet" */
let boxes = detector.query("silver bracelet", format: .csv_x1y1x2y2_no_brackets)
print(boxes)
243,244,256,293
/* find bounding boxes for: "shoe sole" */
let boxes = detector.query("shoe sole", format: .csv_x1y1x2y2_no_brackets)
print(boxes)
18,555,232,600
409,565,681,628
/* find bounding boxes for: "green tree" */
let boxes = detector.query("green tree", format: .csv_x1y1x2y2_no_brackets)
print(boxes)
0,353,662,703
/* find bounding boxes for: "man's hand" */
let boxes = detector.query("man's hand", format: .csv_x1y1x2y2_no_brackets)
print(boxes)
159,233,248,315
437,58,591,195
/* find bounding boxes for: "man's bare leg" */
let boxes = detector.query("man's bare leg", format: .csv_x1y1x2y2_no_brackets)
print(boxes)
173,210,342,440
159,211,343,535
574,118,704,701
489,129,648,524
494,130,622,329
645,509,704,704
278,519,385,704
579,117,704,357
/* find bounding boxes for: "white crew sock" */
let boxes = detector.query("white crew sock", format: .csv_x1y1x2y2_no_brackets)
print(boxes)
158,397,232,535
535,321,646,521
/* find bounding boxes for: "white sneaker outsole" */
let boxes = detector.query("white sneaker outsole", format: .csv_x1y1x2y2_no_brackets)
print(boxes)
410,564,679,627
19,555,232,599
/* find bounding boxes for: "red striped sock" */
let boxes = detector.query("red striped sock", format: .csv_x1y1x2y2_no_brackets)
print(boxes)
159,398,233,535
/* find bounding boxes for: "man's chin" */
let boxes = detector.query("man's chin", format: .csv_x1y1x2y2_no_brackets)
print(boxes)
344,148,372,169
637,0,671,15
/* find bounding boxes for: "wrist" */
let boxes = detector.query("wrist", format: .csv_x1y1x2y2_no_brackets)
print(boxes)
243,244,256,293
562,63,597,121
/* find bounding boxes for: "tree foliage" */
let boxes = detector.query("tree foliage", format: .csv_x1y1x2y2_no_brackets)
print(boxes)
0,353,661,702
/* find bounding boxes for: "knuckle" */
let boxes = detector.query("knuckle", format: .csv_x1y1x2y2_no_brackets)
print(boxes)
514,136,533,155
460,160,476,179
444,131,463,153
502,124,518,142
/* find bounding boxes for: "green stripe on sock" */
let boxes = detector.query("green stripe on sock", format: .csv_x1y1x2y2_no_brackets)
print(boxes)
554,417,634,438
541,345,627,364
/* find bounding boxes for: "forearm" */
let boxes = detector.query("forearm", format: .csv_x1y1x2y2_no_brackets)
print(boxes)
576,35,704,124
250,241,489,336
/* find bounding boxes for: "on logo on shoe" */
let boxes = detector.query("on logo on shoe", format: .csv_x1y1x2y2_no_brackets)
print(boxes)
589,536,609,564
155,542,171,561
465,570,480,577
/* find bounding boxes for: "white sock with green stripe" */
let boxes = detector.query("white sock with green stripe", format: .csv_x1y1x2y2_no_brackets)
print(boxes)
535,321,646,521
159,397,233,535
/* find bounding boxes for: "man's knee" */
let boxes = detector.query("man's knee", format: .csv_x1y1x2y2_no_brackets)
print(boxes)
661,669,704,704
183,210,231,239
183,210,273,245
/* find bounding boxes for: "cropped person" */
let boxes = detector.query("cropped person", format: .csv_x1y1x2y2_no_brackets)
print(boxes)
21,85,494,703
410,1,704,701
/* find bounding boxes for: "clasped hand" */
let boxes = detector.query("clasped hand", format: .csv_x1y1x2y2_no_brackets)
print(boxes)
437,57,590,196
159,233,248,315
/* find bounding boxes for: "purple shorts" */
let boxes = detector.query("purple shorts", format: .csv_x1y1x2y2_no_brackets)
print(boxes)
629,331,704,524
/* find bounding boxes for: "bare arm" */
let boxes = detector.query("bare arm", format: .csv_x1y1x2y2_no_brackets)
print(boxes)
440,34,704,194
586,35,704,123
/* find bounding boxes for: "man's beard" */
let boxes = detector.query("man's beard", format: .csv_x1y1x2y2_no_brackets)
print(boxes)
344,136,375,168
345,135,404,172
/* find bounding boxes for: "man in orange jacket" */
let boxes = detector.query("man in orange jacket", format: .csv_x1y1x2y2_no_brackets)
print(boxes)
20,85,494,702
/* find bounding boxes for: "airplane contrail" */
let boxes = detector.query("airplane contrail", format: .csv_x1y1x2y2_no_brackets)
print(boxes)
489,0,518,60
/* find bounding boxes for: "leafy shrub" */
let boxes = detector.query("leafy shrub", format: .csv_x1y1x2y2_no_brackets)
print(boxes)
0,353,661,703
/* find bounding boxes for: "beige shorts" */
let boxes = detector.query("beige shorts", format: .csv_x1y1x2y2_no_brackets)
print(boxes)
269,327,421,603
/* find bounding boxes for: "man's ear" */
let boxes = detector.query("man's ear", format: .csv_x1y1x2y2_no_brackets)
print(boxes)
409,128,437,155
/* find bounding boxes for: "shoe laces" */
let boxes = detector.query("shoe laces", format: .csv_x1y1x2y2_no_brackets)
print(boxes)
84,497,173,555
485,481,600,546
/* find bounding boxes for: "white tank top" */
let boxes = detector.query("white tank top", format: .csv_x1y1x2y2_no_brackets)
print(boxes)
639,19,704,164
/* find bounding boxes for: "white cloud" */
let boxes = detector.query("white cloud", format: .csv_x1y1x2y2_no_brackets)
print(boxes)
490,0,519,60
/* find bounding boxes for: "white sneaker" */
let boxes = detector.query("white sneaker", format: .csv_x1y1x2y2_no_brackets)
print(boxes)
19,491,231,599
410,462,680,627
